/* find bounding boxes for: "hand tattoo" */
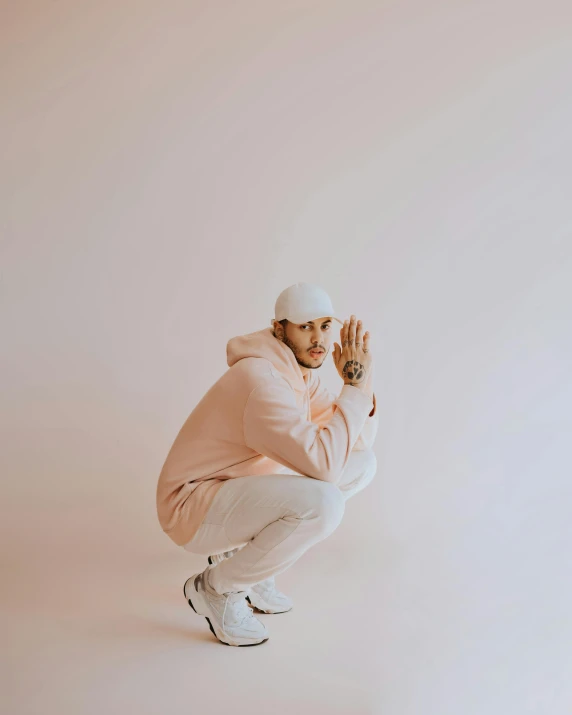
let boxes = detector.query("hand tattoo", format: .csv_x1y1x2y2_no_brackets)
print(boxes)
342,360,366,384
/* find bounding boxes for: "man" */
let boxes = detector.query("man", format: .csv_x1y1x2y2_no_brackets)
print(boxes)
156,282,378,647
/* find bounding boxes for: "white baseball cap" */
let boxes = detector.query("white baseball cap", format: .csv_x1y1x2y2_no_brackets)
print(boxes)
271,282,344,326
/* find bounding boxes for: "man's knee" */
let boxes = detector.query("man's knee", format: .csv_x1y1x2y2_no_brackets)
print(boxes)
335,448,377,497
301,480,346,535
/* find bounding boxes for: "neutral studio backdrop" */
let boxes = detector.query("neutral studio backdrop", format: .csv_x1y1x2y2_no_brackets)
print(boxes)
2,1,571,713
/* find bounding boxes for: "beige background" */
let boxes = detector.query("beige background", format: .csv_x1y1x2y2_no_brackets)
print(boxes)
2,1,571,713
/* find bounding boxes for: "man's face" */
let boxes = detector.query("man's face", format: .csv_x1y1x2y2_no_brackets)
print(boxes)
274,317,333,371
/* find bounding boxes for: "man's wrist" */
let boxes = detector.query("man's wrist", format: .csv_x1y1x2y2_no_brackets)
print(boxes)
343,381,367,390
343,381,372,399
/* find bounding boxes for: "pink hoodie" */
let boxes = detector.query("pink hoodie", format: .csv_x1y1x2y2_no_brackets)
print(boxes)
156,326,379,546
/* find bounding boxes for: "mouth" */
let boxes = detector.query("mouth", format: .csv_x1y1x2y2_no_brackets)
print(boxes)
309,349,325,357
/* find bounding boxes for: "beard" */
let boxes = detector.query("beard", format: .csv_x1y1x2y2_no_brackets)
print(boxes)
282,334,326,370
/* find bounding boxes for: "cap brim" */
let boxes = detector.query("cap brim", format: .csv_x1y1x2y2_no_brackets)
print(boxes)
284,314,344,325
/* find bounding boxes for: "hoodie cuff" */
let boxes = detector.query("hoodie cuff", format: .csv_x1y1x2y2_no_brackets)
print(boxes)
335,384,376,423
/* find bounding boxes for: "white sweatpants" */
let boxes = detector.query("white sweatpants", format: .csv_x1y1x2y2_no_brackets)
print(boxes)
182,448,377,594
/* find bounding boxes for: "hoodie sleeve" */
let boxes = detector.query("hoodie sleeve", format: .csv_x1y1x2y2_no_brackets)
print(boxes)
243,374,374,485
309,372,379,452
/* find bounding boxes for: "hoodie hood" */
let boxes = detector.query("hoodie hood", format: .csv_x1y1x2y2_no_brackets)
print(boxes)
226,326,308,395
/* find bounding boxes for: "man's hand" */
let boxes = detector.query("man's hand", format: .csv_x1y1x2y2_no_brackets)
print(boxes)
332,315,373,391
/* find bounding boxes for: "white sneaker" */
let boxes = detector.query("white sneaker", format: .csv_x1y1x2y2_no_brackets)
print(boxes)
247,575,293,614
183,566,269,647
208,548,293,614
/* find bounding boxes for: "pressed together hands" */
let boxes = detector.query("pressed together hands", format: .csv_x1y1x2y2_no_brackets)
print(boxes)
331,315,373,391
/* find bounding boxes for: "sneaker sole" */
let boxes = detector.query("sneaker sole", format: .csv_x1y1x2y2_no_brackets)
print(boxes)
183,575,269,647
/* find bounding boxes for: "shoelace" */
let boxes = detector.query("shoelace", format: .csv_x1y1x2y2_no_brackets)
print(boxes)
203,571,254,627
222,591,256,627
